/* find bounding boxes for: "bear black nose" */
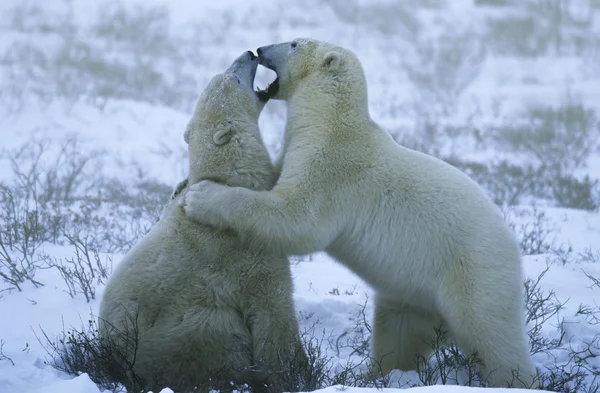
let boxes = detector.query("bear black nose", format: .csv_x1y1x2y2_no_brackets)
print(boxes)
247,51,256,60
257,47,264,56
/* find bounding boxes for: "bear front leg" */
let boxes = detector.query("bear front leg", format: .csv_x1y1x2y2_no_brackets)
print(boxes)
182,180,340,255
170,178,188,200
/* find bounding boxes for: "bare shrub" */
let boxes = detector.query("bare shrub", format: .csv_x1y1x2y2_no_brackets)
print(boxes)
255,324,334,392
0,137,94,291
41,234,112,302
0,339,14,366
485,0,597,57
446,156,600,211
579,249,600,264
41,314,331,393
0,0,199,114
414,328,486,387
537,324,600,392
551,174,599,212
39,315,143,393
328,268,599,390
513,208,556,256
441,100,600,211
475,0,517,5
443,158,536,207
489,101,600,210
524,267,566,356
0,136,172,293
402,24,487,116
41,279,600,392
393,119,475,158
0,187,45,292
492,101,599,172
524,260,600,392
333,297,372,359
400,264,600,391
322,0,420,40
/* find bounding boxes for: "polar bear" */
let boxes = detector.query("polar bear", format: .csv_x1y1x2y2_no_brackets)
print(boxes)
98,51,306,393
181,39,538,388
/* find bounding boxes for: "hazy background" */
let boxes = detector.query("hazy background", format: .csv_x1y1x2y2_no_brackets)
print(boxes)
0,0,599,392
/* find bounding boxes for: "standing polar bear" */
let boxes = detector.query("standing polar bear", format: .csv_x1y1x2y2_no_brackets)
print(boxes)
182,39,537,388
98,51,306,393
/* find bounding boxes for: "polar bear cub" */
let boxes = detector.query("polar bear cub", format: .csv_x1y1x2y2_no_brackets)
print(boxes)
182,39,538,388
98,51,305,393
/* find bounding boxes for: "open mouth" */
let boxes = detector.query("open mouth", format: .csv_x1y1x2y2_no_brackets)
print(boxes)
254,66,279,102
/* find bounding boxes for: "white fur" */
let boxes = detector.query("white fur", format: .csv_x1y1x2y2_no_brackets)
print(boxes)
183,39,537,388
99,52,305,392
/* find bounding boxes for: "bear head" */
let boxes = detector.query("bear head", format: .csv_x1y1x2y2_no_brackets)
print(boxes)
184,51,271,186
255,38,365,101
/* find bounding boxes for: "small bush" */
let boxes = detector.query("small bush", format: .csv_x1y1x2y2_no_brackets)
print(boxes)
40,315,143,393
402,24,487,116
0,1,200,114
41,234,112,302
414,328,486,387
0,136,172,293
41,315,332,392
440,100,600,211
323,0,420,40
446,157,600,211
0,339,14,366
491,102,599,172
551,174,599,211
42,270,600,392
0,137,92,292
485,0,597,57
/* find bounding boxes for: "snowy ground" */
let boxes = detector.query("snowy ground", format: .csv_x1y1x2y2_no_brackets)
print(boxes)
1,0,599,392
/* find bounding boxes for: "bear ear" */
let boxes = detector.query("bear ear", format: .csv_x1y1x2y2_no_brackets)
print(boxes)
212,123,233,146
321,51,341,72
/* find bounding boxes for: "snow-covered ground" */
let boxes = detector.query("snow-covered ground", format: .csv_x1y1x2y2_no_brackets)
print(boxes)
1,1,599,392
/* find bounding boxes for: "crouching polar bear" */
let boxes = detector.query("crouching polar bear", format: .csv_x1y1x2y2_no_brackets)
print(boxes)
182,39,538,388
98,51,306,393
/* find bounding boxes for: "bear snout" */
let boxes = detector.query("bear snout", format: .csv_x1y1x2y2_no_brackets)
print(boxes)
257,52,276,70
256,45,274,63
247,51,257,60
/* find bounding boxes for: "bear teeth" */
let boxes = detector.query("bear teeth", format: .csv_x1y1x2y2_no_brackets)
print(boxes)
255,85,270,102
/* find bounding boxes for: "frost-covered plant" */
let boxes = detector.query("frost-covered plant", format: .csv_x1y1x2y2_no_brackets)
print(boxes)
402,23,487,116
0,136,172,293
486,0,597,57
0,138,86,292
491,101,599,172
40,315,143,393
0,0,200,114
41,234,112,302
322,0,420,40
490,100,600,210
0,339,14,366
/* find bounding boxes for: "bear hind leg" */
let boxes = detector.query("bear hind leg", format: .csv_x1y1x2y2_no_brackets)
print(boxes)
438,268,537,388
371,296,441,375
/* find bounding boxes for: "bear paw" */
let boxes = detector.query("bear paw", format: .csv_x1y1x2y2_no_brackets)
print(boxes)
182,180,233,228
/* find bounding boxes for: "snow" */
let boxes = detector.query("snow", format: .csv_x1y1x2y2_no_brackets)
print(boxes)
312,387,537,393
1,0,599,392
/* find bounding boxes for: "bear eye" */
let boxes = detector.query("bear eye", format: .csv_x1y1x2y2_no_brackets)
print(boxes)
234,76,241,85
291,41,297,49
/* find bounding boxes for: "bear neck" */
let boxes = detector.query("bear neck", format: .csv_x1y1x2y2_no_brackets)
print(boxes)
188,140,274,192
286,74,371,135
229,150,275,191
